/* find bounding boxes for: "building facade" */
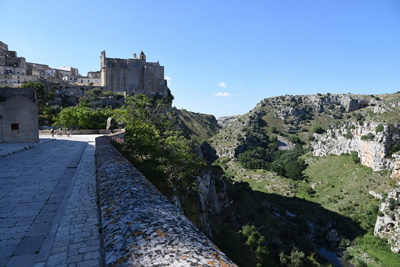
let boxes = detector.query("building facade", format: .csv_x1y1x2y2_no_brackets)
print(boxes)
0,87,39,143
100,51,167,96
0,41,39,86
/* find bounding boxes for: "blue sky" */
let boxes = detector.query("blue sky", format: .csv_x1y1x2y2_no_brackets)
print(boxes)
2,0,400,118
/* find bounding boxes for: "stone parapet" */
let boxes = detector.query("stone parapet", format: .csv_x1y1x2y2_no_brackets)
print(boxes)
95,136,236,266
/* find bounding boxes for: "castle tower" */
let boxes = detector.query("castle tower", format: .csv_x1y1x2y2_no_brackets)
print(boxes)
139,51,146,61
100,50,107,87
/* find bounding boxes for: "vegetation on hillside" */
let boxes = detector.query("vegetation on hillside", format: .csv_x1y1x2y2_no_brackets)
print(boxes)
29,84,400,266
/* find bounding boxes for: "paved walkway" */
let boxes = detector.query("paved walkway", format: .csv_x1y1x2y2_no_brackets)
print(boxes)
0,135,104,267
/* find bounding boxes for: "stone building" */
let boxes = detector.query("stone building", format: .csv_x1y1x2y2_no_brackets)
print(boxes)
100,50,168,96
0,41,39,86
56,66,79,82
0,87,39,143
26,62,56,78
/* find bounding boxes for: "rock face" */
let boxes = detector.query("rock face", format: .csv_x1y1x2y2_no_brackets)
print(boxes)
196,170,231,237
391,154,400,183
374,188,400,253
312,122,400,171
217,115,240,128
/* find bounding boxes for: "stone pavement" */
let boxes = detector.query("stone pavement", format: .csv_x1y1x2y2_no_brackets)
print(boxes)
0,135,103,267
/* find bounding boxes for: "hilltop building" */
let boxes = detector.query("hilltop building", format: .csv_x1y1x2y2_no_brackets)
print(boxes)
0,41,39,86
100,51,168,96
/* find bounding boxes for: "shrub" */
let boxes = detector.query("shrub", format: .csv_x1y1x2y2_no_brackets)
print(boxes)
345,129,353,139
361,133,375,141
343,251,352,260
353,113,364,121
376,124,384,133
312,125,324,134
351,151,360,164
389,144,400,157
357,259,367,267
271,126,278,133
388,198,397,211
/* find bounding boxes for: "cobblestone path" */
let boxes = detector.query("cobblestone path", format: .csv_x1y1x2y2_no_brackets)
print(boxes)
0,136,103,267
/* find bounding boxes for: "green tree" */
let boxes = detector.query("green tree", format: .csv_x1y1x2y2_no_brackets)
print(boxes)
280,247,305,267
53,106,113,129
239,225,273,267
115,94,202,188
22,81,54,113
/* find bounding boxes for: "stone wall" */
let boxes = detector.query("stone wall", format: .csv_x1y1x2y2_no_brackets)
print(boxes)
0,87,39,143
95,136,236,266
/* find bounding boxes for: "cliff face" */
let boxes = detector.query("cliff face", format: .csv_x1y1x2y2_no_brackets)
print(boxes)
312,122,400,171
374,188,400,253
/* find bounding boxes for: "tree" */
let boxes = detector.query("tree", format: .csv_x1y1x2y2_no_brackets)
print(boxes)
22,81,53,113
114,94,202,188
239,225,273,267
53,106,113,129
280,247,305,267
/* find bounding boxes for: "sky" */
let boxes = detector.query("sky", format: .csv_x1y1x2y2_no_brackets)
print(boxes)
1,0,400,118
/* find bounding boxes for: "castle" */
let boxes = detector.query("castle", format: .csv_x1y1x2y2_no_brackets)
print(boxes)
100,50,168,96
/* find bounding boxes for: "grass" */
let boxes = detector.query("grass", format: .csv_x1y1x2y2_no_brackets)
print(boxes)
223,152,399,266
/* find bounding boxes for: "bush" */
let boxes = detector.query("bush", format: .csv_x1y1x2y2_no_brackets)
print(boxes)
353,113,364,121
389,144,400,157
345,129,353,139
351,151,360,164
343,251,352,260
357,259,367,267
388,198,397,211
376,124,384,133
312,125,324,134
271,126,278,133
361,133,375,141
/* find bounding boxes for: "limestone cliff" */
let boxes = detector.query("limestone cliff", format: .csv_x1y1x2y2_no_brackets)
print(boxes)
312,122,400,171
374,188,400,253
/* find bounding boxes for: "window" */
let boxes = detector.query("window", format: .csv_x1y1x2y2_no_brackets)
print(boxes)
121,63,126,68
11,123,19,131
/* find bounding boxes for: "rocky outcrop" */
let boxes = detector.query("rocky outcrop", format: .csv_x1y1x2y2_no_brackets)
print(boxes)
218,115,240,128
312,122,400,171
95,136,237,266
196,170,231,237
391,154,400,184
374,188,400,253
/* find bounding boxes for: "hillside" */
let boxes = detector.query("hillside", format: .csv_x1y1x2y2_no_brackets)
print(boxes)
174,108,220,142
205,92,400,266
109,92,400,266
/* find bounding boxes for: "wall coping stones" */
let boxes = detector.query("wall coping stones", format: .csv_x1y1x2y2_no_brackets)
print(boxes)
95,136,237,266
